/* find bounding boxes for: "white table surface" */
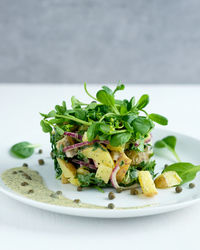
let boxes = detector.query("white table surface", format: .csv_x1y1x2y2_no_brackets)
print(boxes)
0,83,199,250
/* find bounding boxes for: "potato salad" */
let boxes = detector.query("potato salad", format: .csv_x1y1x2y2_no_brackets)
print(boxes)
40,83,174,196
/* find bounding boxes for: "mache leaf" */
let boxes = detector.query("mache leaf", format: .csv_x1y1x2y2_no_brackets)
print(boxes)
149,113,168,126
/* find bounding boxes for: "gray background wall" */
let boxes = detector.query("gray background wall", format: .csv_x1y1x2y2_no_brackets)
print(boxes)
0,0,200,83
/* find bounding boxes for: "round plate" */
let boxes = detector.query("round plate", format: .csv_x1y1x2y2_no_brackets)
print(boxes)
0,129,200,218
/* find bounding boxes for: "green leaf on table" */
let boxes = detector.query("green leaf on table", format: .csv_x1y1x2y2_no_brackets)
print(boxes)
163,162,200,184
10,141,39,159
154,136,181,162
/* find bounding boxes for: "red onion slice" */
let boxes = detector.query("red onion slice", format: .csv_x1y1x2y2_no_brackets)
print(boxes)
71,159,97,169
64,132,83,141
63,140,109,152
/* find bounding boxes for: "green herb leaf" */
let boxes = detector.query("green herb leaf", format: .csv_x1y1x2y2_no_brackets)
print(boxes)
96,90,119,114
149,113,168,126
122,167,138,185
87,123,99,141
10,141,39,159
40,120,52,133
96,90,115,106
55,126,64,135
102,86,113,95
132,117,152,135
77,173,110,188
99,123,110,134
154,136,181,162
128,97,135,110
113,84,125,95
71,96,86,109
163,162,200,184
136,94,149,110
110,132,131,146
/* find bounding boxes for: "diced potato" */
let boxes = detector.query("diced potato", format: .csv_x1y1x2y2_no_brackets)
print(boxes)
57,158,80,186
61,173,69,184
70,177,80,186
116,153,132,183
110,151,121,161
95,165,113,183
126,149,151,165
57,158,76,178
154,171,182,189
81,145,114,183
77,166,90,175
81,146,114,169
56,136,74,150
107,144,124,152
138,171,158,197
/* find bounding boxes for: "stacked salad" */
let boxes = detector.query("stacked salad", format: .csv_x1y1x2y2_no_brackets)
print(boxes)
40,83,168,193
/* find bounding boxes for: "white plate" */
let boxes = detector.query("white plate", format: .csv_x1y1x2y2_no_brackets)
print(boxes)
0,129,200,218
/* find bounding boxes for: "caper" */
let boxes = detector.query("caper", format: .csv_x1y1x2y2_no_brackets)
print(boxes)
73,199,80,204
189,183,195,189
56,190,62,195
116,188,122,193
50,151,54,158
27,189,34,194
50,193,58,198
38,159,45,165
175,186,182,193
130,189,138,195
107,203,115,209
22,173,32,180
108,192,115,200
23,163,28,167
38,149,43,154
77,186,82,192
21,182,29,186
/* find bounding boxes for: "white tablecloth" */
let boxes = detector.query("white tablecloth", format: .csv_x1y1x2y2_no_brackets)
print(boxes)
0,84,199,250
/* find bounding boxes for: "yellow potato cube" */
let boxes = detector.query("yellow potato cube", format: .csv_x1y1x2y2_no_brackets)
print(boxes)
81,145,114,168
116,153,132,183
57,158,76,178
95,165,113,183
154,171,182,189
61,173,69,184
70,177,80,186
138,171,158,197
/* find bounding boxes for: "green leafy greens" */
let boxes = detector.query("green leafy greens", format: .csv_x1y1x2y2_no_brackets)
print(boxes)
10,141,40,159
40,83,168,149
40,83,168,180
154,136,181,162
